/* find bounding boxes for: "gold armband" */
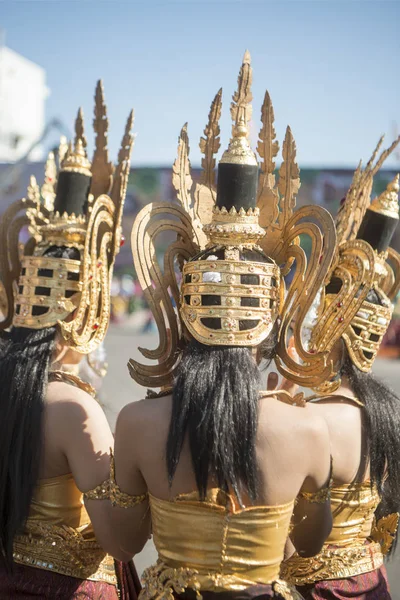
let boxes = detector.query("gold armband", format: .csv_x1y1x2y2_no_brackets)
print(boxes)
83,449,148,508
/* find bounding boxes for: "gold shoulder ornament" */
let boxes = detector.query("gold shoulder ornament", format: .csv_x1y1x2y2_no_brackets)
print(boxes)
128,52,337,391
0,81,135,355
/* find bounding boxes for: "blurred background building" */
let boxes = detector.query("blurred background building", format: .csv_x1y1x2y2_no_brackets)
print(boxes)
0,41,48,162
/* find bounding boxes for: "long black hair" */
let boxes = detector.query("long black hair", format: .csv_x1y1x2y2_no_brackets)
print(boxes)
167,341,261,503
0,245,79,569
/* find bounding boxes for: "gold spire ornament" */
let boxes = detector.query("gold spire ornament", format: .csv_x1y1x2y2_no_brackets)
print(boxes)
0,81,135,355
61,138,92,177
369,174,400,220
128,52,337,390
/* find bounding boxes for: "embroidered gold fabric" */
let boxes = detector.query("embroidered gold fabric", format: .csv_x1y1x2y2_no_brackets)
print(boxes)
13,472,116,585
83,450,148,508
298,487,330,505
140,560,304,600
282,480,382,584
144,488,295,594
281,541,383,585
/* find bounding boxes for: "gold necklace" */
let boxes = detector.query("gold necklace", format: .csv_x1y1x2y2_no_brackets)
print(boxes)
48,369,96,398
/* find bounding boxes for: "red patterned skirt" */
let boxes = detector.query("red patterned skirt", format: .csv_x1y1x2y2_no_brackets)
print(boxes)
296,565,391,600
0,560,141,599
174,583,303,599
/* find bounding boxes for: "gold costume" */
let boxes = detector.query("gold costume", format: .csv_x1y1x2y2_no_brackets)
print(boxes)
123,51,337,599
282,481,383,585
0,81,135,594
13,473,116,584
140,489,302,599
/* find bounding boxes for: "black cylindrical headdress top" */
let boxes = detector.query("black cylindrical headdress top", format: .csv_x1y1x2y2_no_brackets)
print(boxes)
216,164,258,212
53,139,92,216
216,121,258,212
356,175,399,253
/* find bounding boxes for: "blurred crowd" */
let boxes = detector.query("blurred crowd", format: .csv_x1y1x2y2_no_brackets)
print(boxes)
110,271,400,358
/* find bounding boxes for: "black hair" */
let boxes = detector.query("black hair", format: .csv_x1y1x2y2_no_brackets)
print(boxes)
167,341,261,504
340,289,400,555
0,245,79,569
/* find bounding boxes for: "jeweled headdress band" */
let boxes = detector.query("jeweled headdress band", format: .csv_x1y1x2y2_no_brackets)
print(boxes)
0,81,135,354
128,52,337,390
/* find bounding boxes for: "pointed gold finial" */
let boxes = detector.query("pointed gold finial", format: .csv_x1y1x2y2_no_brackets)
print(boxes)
41,150,57,211
75,107,87,148
220,51,257,166
61,138,92,177
91,80,113,197
369,174,399,220
58,135,68,166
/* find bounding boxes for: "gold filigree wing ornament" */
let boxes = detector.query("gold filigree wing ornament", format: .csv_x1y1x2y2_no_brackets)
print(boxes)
128,87,223,388
310,239,377,379
128,120,210,388
255,89,337,386
0,176,50,331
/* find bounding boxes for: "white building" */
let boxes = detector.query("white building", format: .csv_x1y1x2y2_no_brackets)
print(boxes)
0,45,49,162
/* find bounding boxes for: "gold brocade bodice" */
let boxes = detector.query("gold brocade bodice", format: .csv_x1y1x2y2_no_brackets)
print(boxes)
281,481,383,585
324,480,379,546
13,473,116,585
144,488,298,595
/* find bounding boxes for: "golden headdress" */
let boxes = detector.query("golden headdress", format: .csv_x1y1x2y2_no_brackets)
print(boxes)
128,52,337,390
0,81,135,354
310,137,400,387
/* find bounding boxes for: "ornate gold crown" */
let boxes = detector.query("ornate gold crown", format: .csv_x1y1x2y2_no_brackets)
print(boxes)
0,81,135,354
128,52,337,390
309,140,400,386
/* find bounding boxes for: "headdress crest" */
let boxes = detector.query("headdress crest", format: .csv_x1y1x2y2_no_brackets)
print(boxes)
310,137,400,385
128,52,337,390
0,81,135,354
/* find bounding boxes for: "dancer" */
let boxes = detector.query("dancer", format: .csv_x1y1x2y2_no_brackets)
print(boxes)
91,53,340,600
282,141,400,599
0,83,139,599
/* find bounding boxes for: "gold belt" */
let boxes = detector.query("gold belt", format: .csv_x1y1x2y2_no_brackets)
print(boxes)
13,521,117,586
281,541,383,585
139,560,304,599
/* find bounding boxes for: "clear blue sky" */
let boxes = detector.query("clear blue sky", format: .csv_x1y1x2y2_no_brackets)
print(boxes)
1,0,399,167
